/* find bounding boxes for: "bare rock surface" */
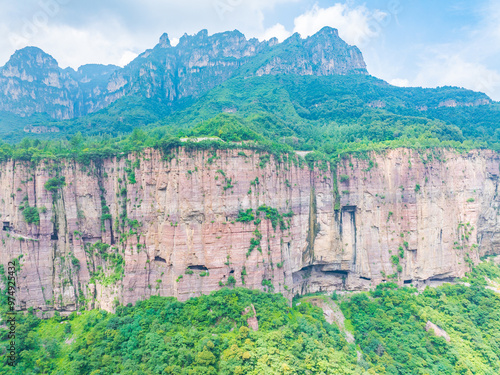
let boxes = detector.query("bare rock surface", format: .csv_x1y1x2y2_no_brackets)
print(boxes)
308,297,355,344
242,304,259,331
425,321,451,342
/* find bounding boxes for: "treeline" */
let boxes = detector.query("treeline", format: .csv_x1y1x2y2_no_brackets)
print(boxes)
0,111,497,168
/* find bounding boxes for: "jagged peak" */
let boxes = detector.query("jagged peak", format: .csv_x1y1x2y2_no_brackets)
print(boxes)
158,33,171,48
267,37,279,47
283,32,302,43
219,29,245,38
196,29,209,38
314,26,340,38
178,29,248,47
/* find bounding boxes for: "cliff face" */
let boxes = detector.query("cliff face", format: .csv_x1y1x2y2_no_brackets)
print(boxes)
0,27,367,120
1,148,499,313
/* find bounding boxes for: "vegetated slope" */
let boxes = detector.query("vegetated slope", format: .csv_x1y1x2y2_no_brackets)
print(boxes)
5,72,497,152
340,260,500,374
1,259,499,374
157,74,498,152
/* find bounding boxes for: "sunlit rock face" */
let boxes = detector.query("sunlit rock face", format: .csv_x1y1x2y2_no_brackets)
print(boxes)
1,147,498,313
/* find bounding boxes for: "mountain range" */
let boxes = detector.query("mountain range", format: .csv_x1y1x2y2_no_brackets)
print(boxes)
1,26,498,149
0,27,367,120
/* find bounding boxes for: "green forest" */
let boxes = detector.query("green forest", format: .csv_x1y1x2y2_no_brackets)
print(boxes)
1,259,499,374
1,74,499,167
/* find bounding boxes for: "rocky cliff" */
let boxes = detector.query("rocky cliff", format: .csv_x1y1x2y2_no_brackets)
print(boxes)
1,147,499,314
0,27,367,120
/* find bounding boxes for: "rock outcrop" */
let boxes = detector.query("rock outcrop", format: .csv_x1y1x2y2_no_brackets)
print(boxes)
425,321,451,342
1,147,499,314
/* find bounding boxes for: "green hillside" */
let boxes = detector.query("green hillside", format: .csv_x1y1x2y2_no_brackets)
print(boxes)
1,74,499,163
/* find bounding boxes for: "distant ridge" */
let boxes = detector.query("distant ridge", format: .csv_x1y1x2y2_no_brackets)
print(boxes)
0,27,367,120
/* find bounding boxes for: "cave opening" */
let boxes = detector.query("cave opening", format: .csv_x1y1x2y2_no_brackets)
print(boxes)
404,279,413,284
2,222,10,231
154,256,167,263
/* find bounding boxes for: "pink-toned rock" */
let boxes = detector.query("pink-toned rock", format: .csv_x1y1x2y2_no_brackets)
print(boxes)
425,321,451,342
0,148,499,312
242,304,259,331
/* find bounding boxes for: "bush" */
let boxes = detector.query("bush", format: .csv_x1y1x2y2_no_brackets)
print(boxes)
226,276,236,285
44,177,66,192
22,206,40,225
236,209,255,223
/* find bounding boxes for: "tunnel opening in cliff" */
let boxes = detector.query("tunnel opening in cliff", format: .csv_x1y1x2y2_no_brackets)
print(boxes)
322,269,349,276
2,221,10,231
187,265,209,271
154,256,167,263
404,279,413,284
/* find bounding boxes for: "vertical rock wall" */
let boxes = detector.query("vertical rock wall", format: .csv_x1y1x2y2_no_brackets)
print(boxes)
0,147,499,313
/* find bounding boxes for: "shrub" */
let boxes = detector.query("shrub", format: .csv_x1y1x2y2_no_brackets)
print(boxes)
226,276,236,285
22,206,40,225
44,177,66,192
236,209,255,223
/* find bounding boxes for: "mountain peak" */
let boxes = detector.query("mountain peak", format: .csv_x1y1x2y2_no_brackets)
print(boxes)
0,27,369,120
7,46,59,70
196,29,209,38
315,26,340,38
158,33,171,48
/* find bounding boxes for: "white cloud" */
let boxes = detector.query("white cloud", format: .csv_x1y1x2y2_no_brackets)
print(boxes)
119,51,138,67
11,22,144,68
390,78,410,87
259,23,291,42
0,0,300,68
292,3,388,46
413,54,500,98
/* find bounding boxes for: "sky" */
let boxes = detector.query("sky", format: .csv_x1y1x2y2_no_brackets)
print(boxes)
1,0,500,100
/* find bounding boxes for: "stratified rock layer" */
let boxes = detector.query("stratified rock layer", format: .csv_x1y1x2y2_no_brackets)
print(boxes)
1,148,499,313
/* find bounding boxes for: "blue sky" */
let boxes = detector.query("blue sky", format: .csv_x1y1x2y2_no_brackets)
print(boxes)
1,0,499,99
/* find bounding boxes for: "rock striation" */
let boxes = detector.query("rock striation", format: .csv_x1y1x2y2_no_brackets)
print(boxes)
0,147,499,313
